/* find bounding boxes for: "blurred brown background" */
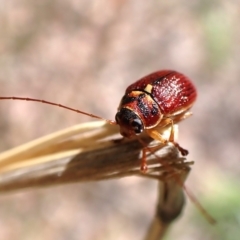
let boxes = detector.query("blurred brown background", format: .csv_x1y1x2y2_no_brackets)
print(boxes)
0,1,240,239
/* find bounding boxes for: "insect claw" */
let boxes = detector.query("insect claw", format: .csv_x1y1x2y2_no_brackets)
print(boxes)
172,142,189,156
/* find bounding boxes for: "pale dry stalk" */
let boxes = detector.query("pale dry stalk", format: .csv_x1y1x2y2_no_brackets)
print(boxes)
0,121,191,239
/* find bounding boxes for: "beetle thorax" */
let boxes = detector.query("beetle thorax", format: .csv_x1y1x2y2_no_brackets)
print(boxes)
115,91,162,138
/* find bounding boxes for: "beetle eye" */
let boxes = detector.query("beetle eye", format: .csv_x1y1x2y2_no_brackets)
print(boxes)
115,108,144,136
130,118,143,134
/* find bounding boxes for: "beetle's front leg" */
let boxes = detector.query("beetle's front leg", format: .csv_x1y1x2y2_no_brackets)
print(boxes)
146,118,189,156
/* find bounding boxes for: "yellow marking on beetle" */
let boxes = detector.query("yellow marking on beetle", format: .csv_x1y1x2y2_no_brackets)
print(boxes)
144,84,153,93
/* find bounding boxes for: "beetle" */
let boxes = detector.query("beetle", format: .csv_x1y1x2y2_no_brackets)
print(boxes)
0,70,197,170
115,70,197,168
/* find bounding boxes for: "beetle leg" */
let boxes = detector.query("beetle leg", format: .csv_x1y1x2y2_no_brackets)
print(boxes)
140,144,167,172
173,142,188,156
147,118,189,156
140,130,167,172
146,128,168,144
166,118,175,142
147,118,174,141
141,147,148,172
166,118,189,156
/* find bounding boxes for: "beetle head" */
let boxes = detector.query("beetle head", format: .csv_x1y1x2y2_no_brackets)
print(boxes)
115,91,162,138
115,108,144,138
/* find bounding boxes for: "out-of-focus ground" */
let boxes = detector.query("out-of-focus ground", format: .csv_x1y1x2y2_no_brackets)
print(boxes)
0,1,239,240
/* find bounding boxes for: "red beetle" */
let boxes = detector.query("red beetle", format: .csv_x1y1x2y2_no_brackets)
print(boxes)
0,70,197,167
115,70,197,160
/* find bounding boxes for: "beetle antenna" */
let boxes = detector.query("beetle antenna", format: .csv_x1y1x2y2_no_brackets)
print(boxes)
0,97,116,125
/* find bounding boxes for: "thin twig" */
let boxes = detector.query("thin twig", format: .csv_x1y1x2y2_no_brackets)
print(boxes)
144,167,190,240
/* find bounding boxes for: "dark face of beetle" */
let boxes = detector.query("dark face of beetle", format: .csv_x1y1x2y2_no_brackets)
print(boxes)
115,108,144,138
